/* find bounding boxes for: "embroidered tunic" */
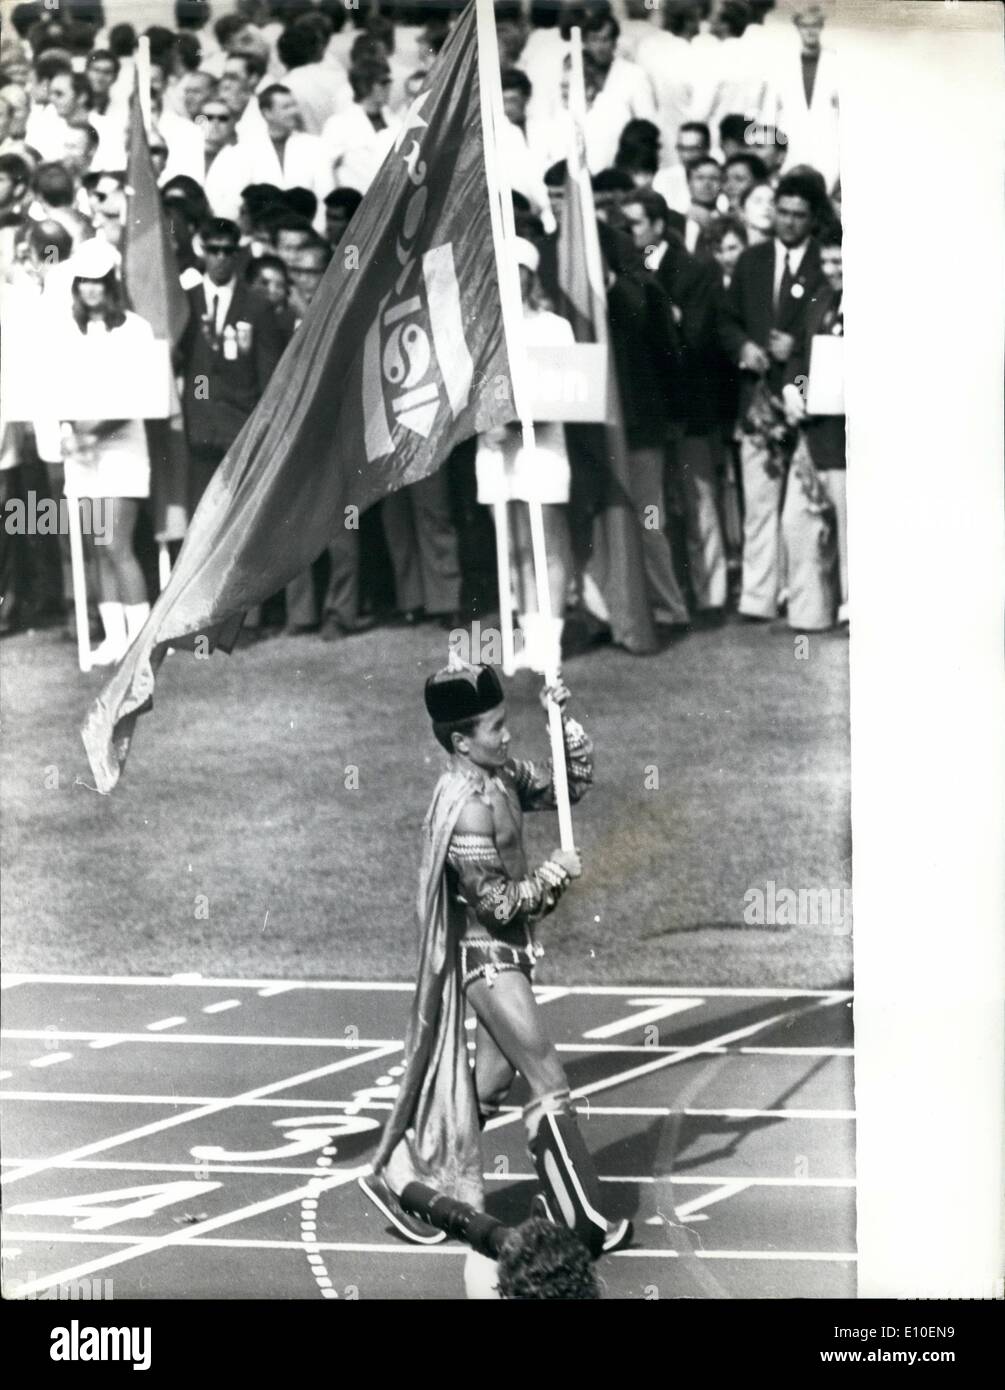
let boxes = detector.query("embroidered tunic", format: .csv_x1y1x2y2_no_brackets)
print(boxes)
445,716,593,975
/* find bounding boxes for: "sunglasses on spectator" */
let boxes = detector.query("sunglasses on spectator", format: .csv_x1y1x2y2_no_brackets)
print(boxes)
202,112,232,122
203,243,238,256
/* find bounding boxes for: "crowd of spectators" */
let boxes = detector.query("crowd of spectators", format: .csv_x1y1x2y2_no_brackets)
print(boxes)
0,0,847,665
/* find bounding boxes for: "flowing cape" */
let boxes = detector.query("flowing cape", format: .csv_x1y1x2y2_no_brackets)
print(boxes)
374,767,484,1208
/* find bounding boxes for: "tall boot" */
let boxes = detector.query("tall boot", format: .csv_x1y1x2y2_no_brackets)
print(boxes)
91,601,127,667
524,1091,611,1257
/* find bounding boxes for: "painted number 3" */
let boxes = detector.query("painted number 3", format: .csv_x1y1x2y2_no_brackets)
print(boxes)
189,1113,380,1164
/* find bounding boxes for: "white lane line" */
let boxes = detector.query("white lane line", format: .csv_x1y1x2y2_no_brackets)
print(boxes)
257,985,297,997
0,1070,13,1079
145,1017,186,1032
0,1091,395,1110
0,974,852,1000
0,1042,401,1190
0,1159,856,1187
485,999,846,1135
672,1180,751,1221
552,1043,853,1056
4,1231,857,1262
583,998,705,1039
5,1164,372,1299
88,1040,121,1050
202,1001,241,1014
3,1031,399,1048
28,1053,74,1069
0,1093,855,1120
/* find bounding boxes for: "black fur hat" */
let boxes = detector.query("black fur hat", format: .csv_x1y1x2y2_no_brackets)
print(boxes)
424,661,504,723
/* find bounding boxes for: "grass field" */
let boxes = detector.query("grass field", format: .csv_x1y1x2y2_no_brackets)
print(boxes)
1,616,851,987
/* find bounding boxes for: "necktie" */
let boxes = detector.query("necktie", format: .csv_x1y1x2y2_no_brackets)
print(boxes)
777,250,794,314
209,292,219,337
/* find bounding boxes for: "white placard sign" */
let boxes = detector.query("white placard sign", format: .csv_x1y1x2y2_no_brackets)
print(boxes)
806,333,845,416
524,343,609,423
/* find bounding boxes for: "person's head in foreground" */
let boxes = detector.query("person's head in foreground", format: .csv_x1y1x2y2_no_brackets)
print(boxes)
425,660,509,769
464,1218,601,1299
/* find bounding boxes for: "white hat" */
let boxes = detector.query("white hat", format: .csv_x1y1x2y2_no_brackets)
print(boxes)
70,237,121,280
514,236,539,274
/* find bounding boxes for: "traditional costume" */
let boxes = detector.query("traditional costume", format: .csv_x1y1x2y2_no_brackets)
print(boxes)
362,663,629,1257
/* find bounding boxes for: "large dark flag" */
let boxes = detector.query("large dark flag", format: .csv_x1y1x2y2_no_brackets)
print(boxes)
555,60,657,656
83,1,516,792
122,72,191,544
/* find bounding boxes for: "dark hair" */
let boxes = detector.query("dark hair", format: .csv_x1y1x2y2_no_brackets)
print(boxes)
27,216,73,264
494,2,525,25
365,13,396,52
267,209,314,238
214,13,245,47
577,6,619,43
592,167,634,195
705,212,748,249
776,168,826,217
818,218,842,248
108,24,138,58
246,251,288,284
86,48,120,77
618,118,661,153
725,151,768,181
431,716,481,755
324,186,363,216
277,22,322,70
293,234,333,268
623,187,671,231
34,51,73,83
687,155,722,180
283,186,317,222
666,0,703,36
241,181,284,215
718,113,749,147
175,1,212,31
226,49,268,82
71,268,127,333
162,174,212,227
258,83,293,113
501,67,532,99
349,57,391,101
64,18,98,58
199,215,240,246
34,161,74,208
678,120,711,146
496,1219,601,1300
718,0,752,38
0,152,31,187
317,0,349,33
175,32,202,73
544,159,567,189
11,3,42,40
144,24,178,65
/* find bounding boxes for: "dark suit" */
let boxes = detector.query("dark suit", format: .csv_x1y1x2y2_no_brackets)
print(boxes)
717,237,825,617
177,280,284,508
650,237,728,611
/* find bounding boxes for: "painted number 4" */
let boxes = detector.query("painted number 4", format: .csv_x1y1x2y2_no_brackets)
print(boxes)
7,1181,223,1231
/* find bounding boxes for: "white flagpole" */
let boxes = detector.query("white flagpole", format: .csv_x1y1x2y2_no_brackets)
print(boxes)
475,0,574,851
493,500,517,675
136,36,152,130
65,489,92,672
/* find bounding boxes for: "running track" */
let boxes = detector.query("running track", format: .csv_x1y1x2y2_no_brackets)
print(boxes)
1,976,856,1299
